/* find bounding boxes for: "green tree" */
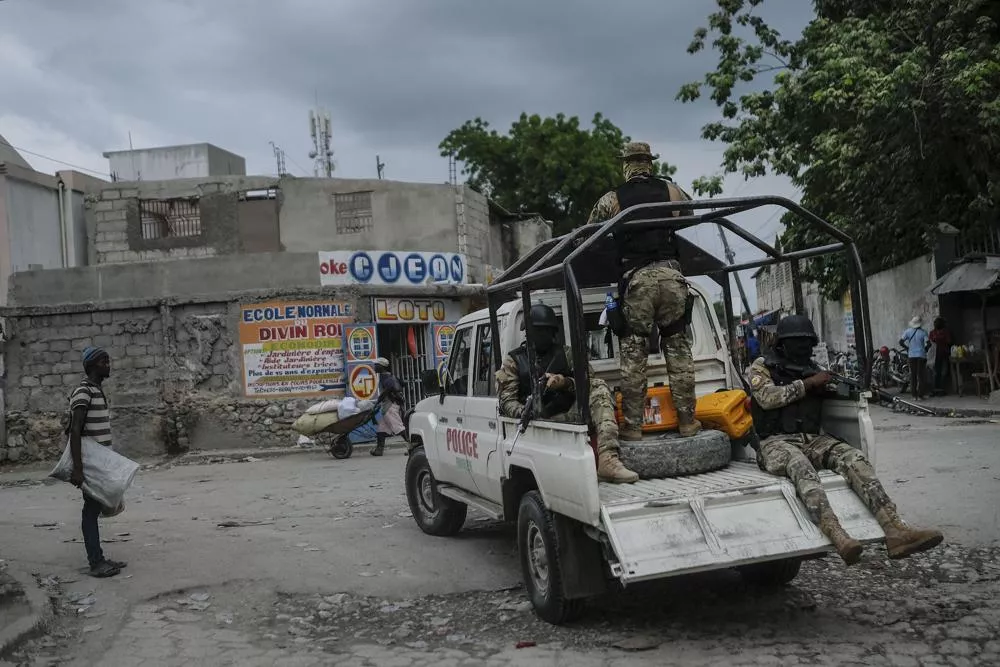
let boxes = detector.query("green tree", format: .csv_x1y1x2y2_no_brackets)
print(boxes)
678,0,1000,299
440,113,677,235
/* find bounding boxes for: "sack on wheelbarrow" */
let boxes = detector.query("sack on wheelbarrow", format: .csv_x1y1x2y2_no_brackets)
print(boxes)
291,411,341,436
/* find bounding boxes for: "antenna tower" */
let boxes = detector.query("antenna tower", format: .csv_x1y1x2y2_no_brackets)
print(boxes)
269,141,287,176
308,108,335,178
448,153,457,186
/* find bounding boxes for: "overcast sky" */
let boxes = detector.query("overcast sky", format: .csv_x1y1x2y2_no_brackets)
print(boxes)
1,0,813,311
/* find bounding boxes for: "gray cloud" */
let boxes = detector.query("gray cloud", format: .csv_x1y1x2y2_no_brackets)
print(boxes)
1,0,813,308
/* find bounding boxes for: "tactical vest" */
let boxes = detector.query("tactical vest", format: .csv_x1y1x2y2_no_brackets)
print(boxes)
510,344,574,416
614,176,679,268
750,356,824,439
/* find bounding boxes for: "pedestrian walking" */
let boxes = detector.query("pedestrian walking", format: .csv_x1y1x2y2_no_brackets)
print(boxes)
900,316,930,400
929,317,953,396
372,357,405,456
68,347,126,578
588,142,700,440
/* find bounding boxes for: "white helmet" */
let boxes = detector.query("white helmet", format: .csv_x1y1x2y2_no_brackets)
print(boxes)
374,357,390,368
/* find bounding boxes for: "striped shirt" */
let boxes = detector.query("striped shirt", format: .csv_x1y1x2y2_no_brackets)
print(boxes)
69,379,112,447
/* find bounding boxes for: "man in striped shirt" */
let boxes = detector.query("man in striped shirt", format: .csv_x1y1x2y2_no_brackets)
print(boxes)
69,346,125,578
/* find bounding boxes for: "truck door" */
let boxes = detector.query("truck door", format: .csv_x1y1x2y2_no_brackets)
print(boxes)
433,324,473,486
463,322,503,502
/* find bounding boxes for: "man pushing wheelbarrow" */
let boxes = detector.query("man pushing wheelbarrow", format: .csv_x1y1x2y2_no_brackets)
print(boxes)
372,357,405,456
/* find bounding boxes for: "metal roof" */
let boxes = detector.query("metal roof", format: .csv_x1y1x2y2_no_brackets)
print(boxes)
929,259,1000,295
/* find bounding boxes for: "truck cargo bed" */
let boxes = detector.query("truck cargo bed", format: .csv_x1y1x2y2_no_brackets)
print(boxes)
597,462,885,583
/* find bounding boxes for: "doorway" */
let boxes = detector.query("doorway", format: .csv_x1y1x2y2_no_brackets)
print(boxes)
376,324,430,409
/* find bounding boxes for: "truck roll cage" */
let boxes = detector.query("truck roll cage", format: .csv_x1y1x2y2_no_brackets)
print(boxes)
486,196,873,427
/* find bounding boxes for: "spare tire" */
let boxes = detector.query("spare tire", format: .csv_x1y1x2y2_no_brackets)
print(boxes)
618,429,731,479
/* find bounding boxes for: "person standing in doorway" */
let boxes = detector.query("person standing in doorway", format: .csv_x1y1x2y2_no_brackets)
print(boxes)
929,317,953,396
900,316,930,400
69,347,126,578
372,357,405,456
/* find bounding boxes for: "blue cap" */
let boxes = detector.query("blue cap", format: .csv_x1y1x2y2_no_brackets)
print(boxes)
82,346,108,364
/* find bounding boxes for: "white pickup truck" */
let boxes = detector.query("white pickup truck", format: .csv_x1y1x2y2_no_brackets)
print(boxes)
404,198,886,624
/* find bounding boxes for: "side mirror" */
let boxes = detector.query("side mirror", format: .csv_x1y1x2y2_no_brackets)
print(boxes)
421,369,441,396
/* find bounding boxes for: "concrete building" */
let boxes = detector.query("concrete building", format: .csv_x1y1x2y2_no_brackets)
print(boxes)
84,174,544,286
0,136,107,305
104,143,246,182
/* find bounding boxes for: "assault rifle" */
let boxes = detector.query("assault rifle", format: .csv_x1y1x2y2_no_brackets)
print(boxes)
786,364,936,416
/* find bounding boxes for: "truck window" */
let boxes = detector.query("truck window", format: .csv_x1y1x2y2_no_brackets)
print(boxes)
472,323,498,397
585,311,614,361
446,326,472,396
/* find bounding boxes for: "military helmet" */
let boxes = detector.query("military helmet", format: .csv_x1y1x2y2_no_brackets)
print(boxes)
776,315,818,344
528,304,560,330
621,141,658,161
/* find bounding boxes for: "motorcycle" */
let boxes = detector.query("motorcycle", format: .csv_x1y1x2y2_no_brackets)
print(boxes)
889,347,910,391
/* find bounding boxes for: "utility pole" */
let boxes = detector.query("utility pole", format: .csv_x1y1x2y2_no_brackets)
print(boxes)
448,153,457,186
269,141,287,176
376,155,385,180
717,226,753,319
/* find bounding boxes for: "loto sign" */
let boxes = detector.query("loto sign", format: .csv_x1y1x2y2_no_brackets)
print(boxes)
373,297,461,324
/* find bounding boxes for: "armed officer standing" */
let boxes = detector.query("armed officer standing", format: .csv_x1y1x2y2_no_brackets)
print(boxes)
588,142,700,441
495,304,638,484
748,314,943,564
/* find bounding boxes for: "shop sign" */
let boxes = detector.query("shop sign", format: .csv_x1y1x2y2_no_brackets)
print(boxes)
373,298,461,323
319,250,466,286
239,300,353,397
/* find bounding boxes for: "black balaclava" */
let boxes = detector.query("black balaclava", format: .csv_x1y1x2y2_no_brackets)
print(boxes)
533,326,557,357
780,338,815,366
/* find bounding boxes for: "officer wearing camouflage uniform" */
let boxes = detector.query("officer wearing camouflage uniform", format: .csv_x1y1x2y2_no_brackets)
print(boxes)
748,314,943,564
496,304,638,484
588,142,700,440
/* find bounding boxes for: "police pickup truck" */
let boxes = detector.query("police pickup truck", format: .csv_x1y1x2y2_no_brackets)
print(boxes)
404,197,887,624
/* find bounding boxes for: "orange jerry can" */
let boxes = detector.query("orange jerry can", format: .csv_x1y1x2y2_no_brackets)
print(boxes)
614,386,752,439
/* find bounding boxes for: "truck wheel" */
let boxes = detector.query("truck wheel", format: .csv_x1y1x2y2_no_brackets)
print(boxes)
739,558,802,587
517,491,584,625
618,429,731,479
405,447,467,537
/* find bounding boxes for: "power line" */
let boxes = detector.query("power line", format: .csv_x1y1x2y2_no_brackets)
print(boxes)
0,136,110,178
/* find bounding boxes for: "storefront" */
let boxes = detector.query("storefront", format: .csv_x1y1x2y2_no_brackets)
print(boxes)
235,249,472,408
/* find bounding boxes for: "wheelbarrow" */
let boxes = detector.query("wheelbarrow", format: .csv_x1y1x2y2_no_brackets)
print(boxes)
321,408,378,459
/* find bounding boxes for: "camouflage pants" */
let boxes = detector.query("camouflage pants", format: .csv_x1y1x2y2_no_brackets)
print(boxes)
548,377,620,455
758,434,895,523
620,264,696,430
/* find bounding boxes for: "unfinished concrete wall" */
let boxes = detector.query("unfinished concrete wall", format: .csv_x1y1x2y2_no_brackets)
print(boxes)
105,144,246,181
87,176,279,264
277,177,459,253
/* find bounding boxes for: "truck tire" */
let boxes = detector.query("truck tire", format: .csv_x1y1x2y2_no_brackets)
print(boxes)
738,557,802,587
405,447,468,537
618,429,731,479
517,491,585,625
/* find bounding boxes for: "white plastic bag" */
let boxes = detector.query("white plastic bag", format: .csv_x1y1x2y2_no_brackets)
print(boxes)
49,437,139,511
337,397,360,419
305,398,341,415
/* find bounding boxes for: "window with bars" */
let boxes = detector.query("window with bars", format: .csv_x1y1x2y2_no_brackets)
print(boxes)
139,199,202,240
334,191,373,233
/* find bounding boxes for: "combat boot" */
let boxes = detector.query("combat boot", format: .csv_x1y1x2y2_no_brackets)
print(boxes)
677,418,702,438
875,508,943,559
818,510,864,565
598,451,639,484
618,427,643,441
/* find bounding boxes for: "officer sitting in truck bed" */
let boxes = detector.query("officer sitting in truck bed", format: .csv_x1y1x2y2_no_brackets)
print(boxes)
748,314,943,564
495,304,639,484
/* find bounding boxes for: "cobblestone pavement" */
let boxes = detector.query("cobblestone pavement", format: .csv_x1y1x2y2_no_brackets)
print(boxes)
6,542,998,666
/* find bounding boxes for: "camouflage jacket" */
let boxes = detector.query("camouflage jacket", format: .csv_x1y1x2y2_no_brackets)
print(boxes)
495,345,579,418
746,357,806,411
